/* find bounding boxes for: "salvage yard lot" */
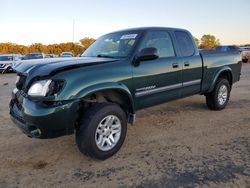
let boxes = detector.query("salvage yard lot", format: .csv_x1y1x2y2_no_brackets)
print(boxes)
0,64,249,188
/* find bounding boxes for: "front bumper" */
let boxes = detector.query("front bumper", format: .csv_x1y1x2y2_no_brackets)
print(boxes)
9,89,79,138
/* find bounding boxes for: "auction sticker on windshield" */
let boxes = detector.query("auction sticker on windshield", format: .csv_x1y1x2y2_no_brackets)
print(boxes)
120,34,138,39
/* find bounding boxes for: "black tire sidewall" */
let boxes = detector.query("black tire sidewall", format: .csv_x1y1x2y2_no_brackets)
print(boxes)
214,79,230,110
76,103,127,159
242,59,248,63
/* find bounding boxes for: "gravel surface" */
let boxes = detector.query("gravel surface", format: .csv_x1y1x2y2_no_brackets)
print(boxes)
0,64,249,188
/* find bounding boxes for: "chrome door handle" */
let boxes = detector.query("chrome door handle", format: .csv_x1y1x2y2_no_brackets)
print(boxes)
172,63,179,68
184,62,190,67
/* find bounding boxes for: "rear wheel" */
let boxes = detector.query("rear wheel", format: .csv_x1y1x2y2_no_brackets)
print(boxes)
75,103,127,160
242,58,248,63
205,78,230,110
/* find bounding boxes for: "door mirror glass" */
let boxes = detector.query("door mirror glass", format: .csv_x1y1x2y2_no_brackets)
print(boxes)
137,47,159,62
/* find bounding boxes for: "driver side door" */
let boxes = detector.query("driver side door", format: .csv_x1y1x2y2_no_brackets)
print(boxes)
132,30,182,110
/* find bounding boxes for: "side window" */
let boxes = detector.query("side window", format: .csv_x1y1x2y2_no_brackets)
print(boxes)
175,31,195,57
139,31,175,58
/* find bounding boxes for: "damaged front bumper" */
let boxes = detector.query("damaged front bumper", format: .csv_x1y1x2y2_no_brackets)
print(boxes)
9,88,79,138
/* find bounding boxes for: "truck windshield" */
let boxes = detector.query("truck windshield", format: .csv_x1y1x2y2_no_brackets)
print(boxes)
81,32,140,58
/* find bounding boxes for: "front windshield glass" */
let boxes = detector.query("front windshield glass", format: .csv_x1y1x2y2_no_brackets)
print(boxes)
0,56,13,61
81,31,140,58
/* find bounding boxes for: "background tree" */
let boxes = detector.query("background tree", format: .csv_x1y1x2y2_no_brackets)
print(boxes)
0,34,224,55
80,38,95,49
29,43,47,53
193,37,199,47
0,42,85,56
0,43,28,54
199,34,220,49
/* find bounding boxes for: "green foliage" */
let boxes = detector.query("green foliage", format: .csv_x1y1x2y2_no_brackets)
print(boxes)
199,34,220,49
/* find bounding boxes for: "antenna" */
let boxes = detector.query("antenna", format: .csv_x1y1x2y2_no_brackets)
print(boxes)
72,19,75,43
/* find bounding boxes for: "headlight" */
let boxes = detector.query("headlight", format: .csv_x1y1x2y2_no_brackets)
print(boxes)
28,80,52,96
15,76,20,84
28,79,65,97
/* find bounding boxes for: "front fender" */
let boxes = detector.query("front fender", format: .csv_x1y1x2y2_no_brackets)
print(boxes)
75,82,135,113
208,66,232,93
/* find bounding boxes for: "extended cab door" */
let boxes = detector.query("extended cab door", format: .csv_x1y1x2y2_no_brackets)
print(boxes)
174,31,203,97
132,30,182,109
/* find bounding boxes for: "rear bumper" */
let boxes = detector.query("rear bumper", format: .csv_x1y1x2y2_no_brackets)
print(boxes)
9,89,79,138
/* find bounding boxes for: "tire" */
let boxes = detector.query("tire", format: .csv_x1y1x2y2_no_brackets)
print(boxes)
2,67,10,74
75,103,127,160
205,78,231,111
242,59,248,63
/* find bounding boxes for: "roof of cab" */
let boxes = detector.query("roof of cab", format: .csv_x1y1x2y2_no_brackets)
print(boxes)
107,27,189,34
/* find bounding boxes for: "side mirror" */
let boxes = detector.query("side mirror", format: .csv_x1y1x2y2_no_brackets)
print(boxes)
136,47,159,62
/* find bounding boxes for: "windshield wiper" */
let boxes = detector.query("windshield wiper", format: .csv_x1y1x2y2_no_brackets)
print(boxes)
97,54,114,58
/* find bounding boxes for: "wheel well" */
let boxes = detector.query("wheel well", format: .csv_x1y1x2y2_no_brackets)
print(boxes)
218,70,232,86
80,89,134,117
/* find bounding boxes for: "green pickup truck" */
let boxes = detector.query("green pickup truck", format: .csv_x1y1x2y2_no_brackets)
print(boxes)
10,27,242,159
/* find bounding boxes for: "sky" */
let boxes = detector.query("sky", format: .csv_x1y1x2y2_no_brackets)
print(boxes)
0,0,250,45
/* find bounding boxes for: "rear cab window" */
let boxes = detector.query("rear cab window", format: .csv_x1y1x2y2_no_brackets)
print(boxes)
175,31,195,57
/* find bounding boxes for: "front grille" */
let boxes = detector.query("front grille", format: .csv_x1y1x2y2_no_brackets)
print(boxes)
16,99,23,111
16,75,27,90
10,109,25,124
9,98,25,124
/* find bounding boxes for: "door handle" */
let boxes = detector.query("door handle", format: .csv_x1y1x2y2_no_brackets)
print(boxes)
172,63,179,68
184,62,190,67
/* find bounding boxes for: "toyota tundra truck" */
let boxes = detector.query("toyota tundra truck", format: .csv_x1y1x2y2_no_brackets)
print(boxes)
9,27,242,159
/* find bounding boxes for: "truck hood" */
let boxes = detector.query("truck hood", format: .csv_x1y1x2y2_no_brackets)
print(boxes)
13,57,120,77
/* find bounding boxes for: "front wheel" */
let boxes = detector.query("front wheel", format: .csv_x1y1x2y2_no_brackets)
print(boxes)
75,103,127,160
205,78,231,110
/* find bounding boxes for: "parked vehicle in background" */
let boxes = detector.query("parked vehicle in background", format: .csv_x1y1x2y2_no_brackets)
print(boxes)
241,46,250,63
23,53,45,60
0,54,22,73
45,54,57,58
10,27,242,159
60,52,73,58
215,45,242,52
215,45,250,63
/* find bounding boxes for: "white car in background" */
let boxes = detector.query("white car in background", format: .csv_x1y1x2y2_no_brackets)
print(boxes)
0,54,22,73
241,46,250,63
60,52,74,58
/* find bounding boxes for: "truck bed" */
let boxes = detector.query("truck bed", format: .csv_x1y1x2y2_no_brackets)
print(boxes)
200,50,242,93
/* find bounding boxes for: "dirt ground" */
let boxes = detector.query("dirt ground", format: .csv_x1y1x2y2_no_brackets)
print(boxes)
0,64,249,188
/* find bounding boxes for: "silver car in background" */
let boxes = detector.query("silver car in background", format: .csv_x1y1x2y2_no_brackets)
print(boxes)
0,54,22,73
